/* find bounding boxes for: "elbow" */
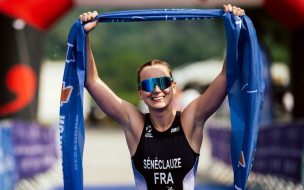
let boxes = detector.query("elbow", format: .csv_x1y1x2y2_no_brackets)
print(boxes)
85,76,99,90
85,78,93,89
219,70,227,83
220,68,226,77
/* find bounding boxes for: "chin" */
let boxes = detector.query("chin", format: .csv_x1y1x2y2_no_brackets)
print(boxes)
153,104,167,110
149,101,170,111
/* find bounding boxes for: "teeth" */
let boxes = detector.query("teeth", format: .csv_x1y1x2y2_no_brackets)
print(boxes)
152,97,164,100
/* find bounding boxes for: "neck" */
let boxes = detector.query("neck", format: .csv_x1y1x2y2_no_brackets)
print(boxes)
149,105,176,132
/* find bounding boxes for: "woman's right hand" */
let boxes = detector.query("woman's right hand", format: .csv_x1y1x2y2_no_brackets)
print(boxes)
79,11,99,34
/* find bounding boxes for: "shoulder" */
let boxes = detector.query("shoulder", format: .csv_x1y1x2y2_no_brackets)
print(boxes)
180,107,196,134
180,107,205,153
180,98,200,128
122,110,146,156
125,108,146,132
180,100,205,138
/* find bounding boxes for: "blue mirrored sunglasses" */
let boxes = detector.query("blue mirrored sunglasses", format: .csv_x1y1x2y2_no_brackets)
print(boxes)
138,76,174,92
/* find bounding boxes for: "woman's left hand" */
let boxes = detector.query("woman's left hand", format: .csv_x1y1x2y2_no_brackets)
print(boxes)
223,4,245,17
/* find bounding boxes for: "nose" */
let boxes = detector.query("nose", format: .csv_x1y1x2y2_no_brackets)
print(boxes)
153,84,161,92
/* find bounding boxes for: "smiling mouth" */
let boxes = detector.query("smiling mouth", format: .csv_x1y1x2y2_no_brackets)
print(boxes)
151,96,165,100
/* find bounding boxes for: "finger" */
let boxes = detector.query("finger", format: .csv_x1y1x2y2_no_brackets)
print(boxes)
237,8,241,17
232,6,237,15
241,9,245,16
92,11,98,19
228,4,232,12
86,12,92,21
79,15,83,21
83,13,87,22
223,5,228,12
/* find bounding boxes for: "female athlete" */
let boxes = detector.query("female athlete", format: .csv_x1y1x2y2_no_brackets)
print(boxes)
81,4,245,190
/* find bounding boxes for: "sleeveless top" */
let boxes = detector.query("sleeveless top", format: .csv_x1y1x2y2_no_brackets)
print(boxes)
131,111,200,190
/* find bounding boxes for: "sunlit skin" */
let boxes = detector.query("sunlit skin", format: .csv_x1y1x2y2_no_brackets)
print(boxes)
137,65,177,131
137,65,176,112
81,4,245,156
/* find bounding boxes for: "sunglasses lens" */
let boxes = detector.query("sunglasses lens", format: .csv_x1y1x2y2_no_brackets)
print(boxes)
141,79,154,92
160,77,172,90
140,77,172,92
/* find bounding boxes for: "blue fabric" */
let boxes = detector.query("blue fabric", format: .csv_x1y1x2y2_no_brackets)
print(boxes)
0,124,17,190
60,9,264,190
223,12,264,190
59,21,86,189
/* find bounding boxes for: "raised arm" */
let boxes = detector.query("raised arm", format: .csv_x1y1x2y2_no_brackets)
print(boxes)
80,12,144,154
182,58,227,131
191,4,245,122
85,35,134,127
192,57,227,122
181,5,245,153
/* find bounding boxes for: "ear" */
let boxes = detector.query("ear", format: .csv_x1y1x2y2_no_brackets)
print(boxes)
172,81,177,95
137,88,143,100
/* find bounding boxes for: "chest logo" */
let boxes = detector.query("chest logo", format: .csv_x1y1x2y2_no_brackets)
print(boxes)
171,126,180,133
146,125,152,133
145,125,153,138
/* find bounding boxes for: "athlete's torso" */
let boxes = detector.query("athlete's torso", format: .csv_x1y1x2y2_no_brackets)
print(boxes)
131,111,200,190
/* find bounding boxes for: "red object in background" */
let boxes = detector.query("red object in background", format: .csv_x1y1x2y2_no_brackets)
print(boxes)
263,0,304,31
0,0,74,30
0,64,37,116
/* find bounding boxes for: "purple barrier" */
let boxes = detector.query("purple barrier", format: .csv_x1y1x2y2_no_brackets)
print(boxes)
12,121,58,178
208,126,232,165
207,123,304,183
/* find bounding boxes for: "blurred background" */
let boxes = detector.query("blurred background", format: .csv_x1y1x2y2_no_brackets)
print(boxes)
0,0,304,189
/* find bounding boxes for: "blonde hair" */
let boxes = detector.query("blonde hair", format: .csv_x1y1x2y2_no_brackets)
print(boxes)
137,60,173,84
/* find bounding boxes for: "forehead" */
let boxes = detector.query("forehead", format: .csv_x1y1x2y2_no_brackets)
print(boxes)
140,65,170,81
